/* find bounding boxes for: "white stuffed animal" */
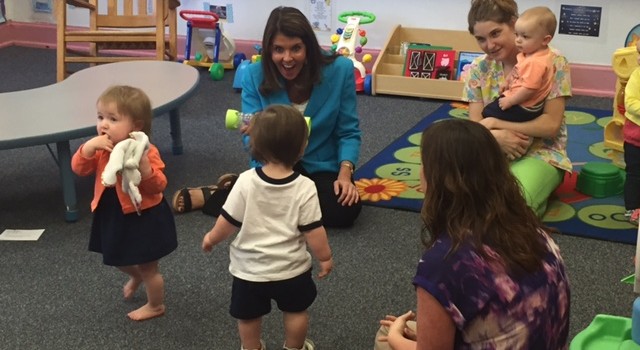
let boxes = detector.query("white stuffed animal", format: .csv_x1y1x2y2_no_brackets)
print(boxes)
101,131,150,215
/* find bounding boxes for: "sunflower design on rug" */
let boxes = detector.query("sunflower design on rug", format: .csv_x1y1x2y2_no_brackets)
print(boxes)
354,103,638,244
355,178,408,202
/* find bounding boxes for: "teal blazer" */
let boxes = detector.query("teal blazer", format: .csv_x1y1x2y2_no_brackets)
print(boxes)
241,55,361,174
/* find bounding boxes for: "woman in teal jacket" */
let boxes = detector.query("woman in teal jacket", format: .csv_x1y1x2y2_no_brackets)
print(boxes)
240,6,362,227
172,6,363,227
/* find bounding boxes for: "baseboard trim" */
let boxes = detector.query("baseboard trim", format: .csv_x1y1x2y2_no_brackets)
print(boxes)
569,64,616,98
0,20,259,60
0,21,58,50
0,20,616,97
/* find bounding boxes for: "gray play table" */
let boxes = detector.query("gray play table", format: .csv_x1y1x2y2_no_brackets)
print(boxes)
0,60,200,222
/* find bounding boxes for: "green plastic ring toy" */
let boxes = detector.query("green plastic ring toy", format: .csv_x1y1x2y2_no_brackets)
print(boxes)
209,63,224,81
338,11,376,25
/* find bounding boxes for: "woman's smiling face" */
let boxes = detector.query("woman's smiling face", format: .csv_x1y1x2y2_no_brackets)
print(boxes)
271,33,307,81
472,20,517,62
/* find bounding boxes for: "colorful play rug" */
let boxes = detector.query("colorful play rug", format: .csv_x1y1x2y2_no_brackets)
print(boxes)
354,103,637,244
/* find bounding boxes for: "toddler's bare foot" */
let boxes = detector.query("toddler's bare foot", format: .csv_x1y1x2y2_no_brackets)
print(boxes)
123,278,142,300
127,303,165,321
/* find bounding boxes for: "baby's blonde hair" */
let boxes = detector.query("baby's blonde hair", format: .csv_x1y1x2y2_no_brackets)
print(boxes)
97,85,153,135
520,6,557,37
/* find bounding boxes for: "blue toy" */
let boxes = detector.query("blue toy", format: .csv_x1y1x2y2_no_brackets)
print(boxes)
232,44,262,92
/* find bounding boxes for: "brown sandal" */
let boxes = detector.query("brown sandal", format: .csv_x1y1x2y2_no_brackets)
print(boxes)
171,185,218,213
201,174,239,217
216,173,239,190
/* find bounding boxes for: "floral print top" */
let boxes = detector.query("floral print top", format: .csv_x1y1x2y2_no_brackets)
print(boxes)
413,231,570,349
461,48,573,172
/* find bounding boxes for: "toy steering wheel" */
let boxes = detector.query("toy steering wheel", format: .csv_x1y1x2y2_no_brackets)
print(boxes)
337,11,376,25
179,10,219,27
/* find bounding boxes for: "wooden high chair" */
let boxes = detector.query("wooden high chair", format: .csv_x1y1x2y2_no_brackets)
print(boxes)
55,0,179,82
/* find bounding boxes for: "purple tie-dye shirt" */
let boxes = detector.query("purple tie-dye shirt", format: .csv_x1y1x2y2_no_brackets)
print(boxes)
413,231,570,349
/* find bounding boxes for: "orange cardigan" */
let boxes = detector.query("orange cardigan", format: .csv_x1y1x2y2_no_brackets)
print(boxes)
71,143,167,214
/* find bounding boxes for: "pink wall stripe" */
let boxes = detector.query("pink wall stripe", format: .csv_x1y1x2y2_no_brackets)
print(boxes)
0,20,616,98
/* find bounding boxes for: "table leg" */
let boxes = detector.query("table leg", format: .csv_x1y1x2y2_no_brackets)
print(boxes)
57,141,79,222
169,108,183,155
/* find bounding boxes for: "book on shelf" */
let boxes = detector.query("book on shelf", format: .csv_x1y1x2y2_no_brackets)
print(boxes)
456,51,484,80
402,44,456,80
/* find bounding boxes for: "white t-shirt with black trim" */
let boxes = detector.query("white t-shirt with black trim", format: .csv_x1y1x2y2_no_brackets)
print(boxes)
220,167,323,282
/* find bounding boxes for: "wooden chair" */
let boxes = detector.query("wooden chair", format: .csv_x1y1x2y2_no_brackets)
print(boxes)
55,0,179,81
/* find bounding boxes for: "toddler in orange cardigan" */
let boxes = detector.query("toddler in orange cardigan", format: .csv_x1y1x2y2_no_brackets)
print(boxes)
72,85,178,321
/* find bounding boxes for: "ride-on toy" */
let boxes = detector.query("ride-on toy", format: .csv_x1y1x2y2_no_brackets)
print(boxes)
329,11,376,94
179,10,245,81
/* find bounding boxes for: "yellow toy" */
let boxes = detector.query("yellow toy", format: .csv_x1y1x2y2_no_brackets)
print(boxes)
604,46,639,163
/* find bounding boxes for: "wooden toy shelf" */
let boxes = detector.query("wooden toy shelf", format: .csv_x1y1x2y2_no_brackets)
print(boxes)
371,25,480,101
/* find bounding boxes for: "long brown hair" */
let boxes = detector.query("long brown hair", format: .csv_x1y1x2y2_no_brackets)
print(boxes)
259,6,337,96
467,0,518,34
419,119,548,274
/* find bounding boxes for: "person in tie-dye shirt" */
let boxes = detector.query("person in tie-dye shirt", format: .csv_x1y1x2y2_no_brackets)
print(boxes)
374,119,570,350
461,0,572,217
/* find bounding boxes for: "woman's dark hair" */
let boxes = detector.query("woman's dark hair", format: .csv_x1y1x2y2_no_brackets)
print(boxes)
467,0,518,34
419,119,548,274
260,6,337,96
250,104,308,167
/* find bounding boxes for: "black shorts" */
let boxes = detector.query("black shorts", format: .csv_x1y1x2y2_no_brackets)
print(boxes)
230,269,317,320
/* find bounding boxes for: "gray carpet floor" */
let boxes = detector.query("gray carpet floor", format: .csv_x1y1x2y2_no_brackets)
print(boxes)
0,46,635,349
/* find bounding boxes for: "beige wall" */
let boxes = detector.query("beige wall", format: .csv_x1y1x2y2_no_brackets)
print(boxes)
4,0,636,66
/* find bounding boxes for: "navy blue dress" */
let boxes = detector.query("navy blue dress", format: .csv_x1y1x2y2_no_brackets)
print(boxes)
90,188,178,266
